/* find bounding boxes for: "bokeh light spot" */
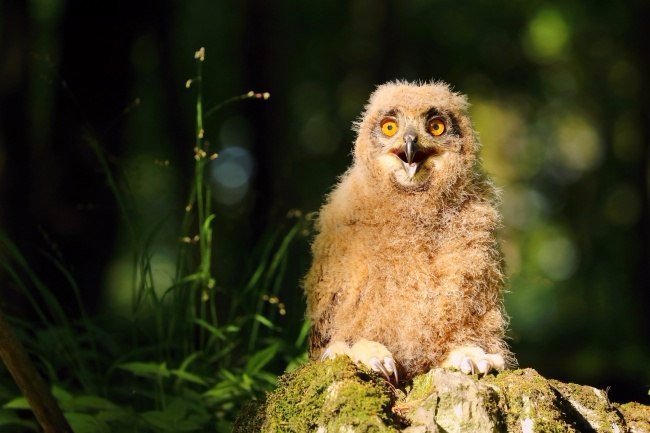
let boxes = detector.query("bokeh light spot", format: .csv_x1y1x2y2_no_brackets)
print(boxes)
502,185,547,229
555,114,602,174
536,235,578,281
524,7,570,62
211,146,255,206
471,99,528,183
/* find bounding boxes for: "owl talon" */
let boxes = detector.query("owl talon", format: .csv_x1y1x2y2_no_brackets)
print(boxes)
320,341,350,361
460,357,475,375
369,357,391,381
384,357,399,384
442,346,505,376
348,339,399,384
476,359,490,374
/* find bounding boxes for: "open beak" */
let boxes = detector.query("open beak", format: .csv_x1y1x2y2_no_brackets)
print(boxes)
403,133,419,178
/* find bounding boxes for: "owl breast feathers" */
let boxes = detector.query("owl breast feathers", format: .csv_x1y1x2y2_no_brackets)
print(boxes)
303,80,514,382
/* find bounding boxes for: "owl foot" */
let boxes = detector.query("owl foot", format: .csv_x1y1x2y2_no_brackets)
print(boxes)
320,341,350,361
441,346,505,375
320,339,399,384
349,339,399,384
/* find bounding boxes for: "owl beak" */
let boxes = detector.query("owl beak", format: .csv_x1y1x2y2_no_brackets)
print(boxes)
403,133,419,178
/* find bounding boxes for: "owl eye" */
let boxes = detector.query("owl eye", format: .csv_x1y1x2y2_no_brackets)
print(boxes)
380,118,398,137
427,117,446,137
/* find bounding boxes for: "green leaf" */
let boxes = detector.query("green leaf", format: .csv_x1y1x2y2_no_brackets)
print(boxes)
178,352,202,371
203,382,240,403
253,314,275,330
255,371,278,386
0,409,37,429
71,395,118,411
95,408,136,424
193,319,226,340
118,362,170,379
245,344,279,375
295,319,311,348
3,397,30,410
65,412,111,433
52,386,73,405
170,369,207,386
141,399,205,432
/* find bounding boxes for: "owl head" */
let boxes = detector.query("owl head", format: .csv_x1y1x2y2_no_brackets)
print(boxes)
353,81,479,194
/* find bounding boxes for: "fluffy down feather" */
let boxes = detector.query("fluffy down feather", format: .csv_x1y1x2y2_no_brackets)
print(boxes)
304,81,514,380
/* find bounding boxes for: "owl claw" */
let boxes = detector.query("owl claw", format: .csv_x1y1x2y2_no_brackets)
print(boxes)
320,350,330,361
442,346,505,376
348,339,399,385
369,357,391,382
320,341,350,361
476,359,490,374
459,357,475,375
320,340,399,384
384,357,399,384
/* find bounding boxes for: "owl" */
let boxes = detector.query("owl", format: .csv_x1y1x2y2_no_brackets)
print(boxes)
303,81,514,383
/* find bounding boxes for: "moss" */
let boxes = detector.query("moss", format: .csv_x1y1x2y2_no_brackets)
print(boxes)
406,372,436,402
236,364,649,433
484,369,577,432
233,399,266,433
550,380,626,432
617,402,650,432
402,369,507,432
255,357,399,433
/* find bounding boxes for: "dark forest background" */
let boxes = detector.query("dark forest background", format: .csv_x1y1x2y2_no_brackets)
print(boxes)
0,0,648,421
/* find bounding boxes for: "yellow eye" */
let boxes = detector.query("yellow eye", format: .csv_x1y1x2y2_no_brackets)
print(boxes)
428,118,446,136
380,118,398,137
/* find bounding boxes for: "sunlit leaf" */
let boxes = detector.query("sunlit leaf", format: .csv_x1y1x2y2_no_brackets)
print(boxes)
3,397,30,410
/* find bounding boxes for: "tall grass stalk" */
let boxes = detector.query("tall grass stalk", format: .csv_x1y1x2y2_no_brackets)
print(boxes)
0,47,308,433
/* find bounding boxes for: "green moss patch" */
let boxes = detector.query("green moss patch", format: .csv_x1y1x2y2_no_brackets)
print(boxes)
551,380,626,432
618,402,650,432
235,364,649,433
484,369,577,432
235,358,399,433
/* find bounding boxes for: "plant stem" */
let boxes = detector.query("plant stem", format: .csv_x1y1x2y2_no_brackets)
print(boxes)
0,308,73,433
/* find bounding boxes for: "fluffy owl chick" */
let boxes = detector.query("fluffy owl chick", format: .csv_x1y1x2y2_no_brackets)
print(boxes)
303,81,514,383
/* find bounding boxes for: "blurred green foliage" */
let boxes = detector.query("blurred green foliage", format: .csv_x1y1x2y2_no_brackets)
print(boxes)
0,0,648,429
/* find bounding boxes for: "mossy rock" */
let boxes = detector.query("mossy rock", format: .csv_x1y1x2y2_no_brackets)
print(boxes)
400,368,506,432
234,361,649,433
234,357,401,433
550,380,627,432
617,402,650,433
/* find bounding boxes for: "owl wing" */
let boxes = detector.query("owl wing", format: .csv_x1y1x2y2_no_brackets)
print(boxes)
304,260,339,358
